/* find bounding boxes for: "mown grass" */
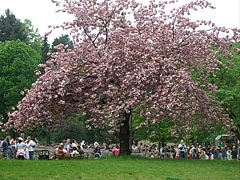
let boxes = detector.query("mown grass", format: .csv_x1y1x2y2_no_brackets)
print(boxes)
0,156,239,180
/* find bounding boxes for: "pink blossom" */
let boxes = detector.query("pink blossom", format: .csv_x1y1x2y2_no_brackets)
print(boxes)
3,0,238,139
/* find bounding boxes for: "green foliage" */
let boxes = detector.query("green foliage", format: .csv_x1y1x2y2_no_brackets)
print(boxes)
132,112,175,145
0,40,40,121
51,34,74,52
212,43,240,139
48,114,118,144
22,19,43,54
51,115,87,143
41,36,50,64
0,9,27,43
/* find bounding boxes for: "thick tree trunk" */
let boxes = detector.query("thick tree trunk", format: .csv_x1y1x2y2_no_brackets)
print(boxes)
119,112,131,155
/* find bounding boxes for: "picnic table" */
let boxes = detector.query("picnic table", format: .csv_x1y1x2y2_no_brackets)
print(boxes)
55,153,89,160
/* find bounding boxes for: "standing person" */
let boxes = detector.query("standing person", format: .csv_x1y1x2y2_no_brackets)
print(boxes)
0,137,4,147
19,133,29,159
231,146,238,160
178,140,186,159
213,146,220,160
206,146,212,160
20,133,25,141
227,149,232,160
10,138,16,151
16,137,26,160
26,136,36,160
175,145,179,158
221,145,227,160
172,146,176,159
205,138,211,150
190,145,196,159
2,136,11,159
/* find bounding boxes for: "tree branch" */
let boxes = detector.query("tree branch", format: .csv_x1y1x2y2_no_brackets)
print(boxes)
178,28,214,47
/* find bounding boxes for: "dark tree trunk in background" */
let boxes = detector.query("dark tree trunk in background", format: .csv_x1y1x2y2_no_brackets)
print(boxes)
158,123,161,153
119,112,131,155
129,113,133,152
11,130,16,140
46,133,51,146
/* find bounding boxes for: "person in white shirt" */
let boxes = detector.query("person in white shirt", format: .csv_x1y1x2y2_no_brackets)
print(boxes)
0,137,4,147
71,139,78,148
80,140,85,149
178,140,186,159
71,147,79,155
26,136,36,160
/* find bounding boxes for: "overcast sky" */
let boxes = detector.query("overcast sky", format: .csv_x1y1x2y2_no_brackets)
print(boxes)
0,0,239,43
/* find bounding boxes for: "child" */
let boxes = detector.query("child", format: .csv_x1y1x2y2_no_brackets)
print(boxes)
227,149,232,160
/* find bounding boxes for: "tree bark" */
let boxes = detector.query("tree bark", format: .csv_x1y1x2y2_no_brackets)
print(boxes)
119,112,131,155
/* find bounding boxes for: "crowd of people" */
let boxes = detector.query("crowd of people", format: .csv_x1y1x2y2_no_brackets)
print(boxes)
0,135,120,160
55,139,120,159
0,135,239,161
134,139,239,160
0,133,37,160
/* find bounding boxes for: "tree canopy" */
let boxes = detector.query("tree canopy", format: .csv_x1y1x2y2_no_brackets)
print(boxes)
213,43,240,139
51,34,74,52
22,19,43,54
0,9,27,43
41,36,50,64
3,0,240,154
0,40,40,121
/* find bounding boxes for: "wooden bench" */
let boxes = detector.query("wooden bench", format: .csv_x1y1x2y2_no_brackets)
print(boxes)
55,153,89,160
36,150,50,160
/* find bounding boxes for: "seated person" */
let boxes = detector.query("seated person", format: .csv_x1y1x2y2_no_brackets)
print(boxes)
93,142,101,158
57,145,67,154
93,142,101,154
77,145,84,154
71,147,79,155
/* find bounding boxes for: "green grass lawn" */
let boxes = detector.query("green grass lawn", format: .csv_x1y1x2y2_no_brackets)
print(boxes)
0,156,239,180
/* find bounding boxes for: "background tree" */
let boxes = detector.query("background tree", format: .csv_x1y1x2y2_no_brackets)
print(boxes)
41,36,50,64
133,113,175,149
0,9,27,43
212,43,240,140
22,19,43,54
51,115,87,143
0,40,40,122
4,0,239,155
51,34,74,52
